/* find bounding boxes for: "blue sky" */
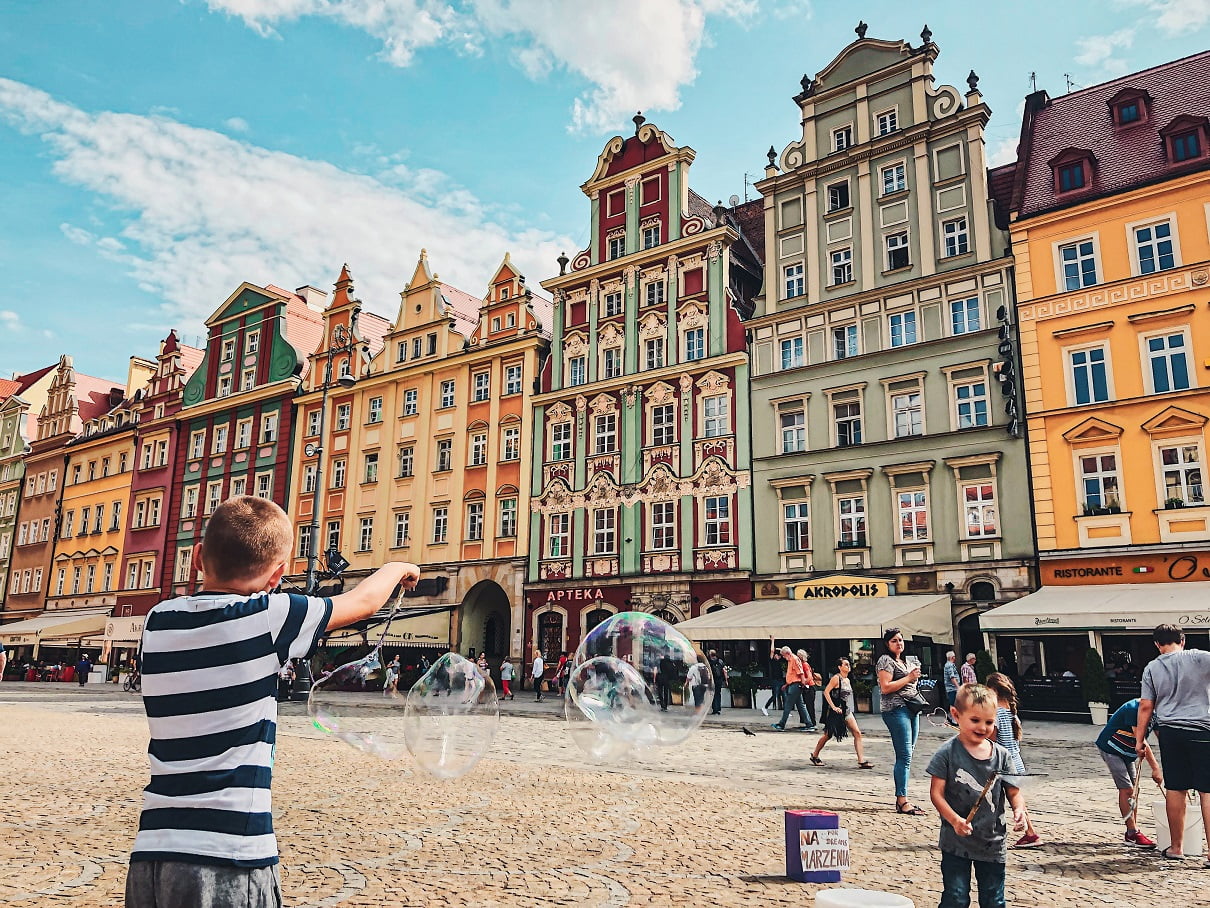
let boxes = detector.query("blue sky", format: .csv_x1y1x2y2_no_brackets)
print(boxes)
2,0,1208,382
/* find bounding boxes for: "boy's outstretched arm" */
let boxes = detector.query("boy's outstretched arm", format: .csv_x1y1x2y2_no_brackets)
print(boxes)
326,562,421,631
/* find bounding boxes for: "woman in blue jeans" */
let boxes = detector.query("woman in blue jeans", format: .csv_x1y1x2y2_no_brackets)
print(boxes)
877,627,925,815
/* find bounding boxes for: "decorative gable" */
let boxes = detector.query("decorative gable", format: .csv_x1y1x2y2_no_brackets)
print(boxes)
1141,405,1208,438
1062,416,1124,444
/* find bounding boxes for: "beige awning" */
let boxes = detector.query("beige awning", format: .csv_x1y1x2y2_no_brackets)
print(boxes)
104,616,145,643
323,609,451,648
980,582,1210,633
0,608,111,646
675,595,953,643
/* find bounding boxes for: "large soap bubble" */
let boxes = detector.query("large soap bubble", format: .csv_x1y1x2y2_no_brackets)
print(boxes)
565,611,712,760
308,648,409,760
403,652,500,779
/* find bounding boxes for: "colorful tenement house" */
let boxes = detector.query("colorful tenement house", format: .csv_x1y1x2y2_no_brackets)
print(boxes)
983,51,1210,670
529,117,763,663
0,363,56,612
748,27,1034,657
287,255,550,664
164,282,324,598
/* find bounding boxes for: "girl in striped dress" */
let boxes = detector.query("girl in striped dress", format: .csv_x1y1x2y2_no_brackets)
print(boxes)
986,672,1041,848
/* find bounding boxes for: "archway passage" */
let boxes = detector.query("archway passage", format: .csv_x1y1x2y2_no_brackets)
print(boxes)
458,580,511,664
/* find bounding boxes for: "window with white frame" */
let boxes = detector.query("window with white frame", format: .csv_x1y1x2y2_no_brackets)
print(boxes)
604,291,623,317
950,297,981,335
1068,345,1111,404
569,356,587,387
144,499,156,527
183,486,198,519
783,500,810,552
832,125,853,152
155,439,168,466
595,413,617,454
436,439,452,472
643,223,661,249
363,452,379,483
645,281,666,307
943,217,969,257
326,520,341,552
470,433,488,466
367,396,383,424
650,501,676,549
779,402,806,453
213,376,229,399
644,337,665,370
962,482,998,537
897,490,929,542
212,424,228,454
881,162,906,195
240,368,256,392
1059,239,1098,290
221,338,236,362
176,547,194,582
1145,330,1192,393
499,498,518,537
440,380,455,408
231,476,247,497
426,333,437,355
503,425,521,461
876,108,898,135
325,457,343,489
888,311,917,347
393,512,410,547
245,331,259,355
649,404,675,447
703,395,729,437
235,419,252,450
1159,443,1203,505
608,235,625,260
504,364,523,395
593,508,616,554
254,472,271,498
603,347,623,379
1079,452,1121,511
703,496,731,545
891,390,923,438
832,392,862,447
62,511,74,538
833,324,858,359
831,248,853,285
547,512,569,557
827,180,850,211
885,231,910,270
684,327,705,361
358,517,374,551
473,371,490,402
780,336,804,369
491,316,501,332
432,507,449,543
397,445,414,478
141,443,153,470
302,462,317,494
954,380,989,429
466,502,484,540
93,506,103,534
205,481,222,515
403,389,418,415
784,263,804,298
307,410,322,436
837,496,866,546
335,403,352,431
506,312,515,328
396,341,407,364
411,337,422,360
1134,221,1176,274
550,422,572,461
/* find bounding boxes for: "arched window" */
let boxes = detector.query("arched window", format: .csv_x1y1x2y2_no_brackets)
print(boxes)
654,608,679,625
585,608,611,633
970,581,996,603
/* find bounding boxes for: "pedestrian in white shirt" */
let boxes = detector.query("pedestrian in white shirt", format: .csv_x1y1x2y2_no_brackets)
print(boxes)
532,649,545,702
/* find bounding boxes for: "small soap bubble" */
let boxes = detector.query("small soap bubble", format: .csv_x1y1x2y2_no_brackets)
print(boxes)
403,653,499,779
308,649,408,760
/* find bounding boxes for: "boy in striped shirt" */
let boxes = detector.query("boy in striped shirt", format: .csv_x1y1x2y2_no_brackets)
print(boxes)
124,496,419,907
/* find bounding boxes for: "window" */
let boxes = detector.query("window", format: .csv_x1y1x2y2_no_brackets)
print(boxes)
645,282,666,309
217,375,232,398
504,364,523,395
466,502,484,540
307,410,322,436
34,567,44,593
652,404,676,446
427,333,437,355
684,328,705,361
473,371,490,402
779,404,806,453
72,566,81,594
93,505,104,534
551,422,572,461
302,462,317,494
779,336,804,370
212,425,228,454
644,337,664,370
891,391,923,438
962,483,997,537
881,162,906,195
604,291,624,317
491,317,501,332
593,508,616,554
827,181,850,212
502,426,520,461
837,496,866,546
220,338,236,361
833,398,862,447
943,217,969,257
783,263,804,299
112,500,123,530
950,297,981,335
1145,331,1191,393
877,108,898,134
232,476,248,497
436,439,452,472
412,337,422,360
332,458,346,489
1119,101,1141,124
832,324,858,359
897,491,929,542
440,380,455,408
1060,240,1098,290
396,341,407,363
363,452,379,484
1173,131,1202,162
603,347,623,379
568,356,587,387
205,481,222,515
703,395,728,437
335,403,352,431
367,397,383,424
177,547,195,582
651,501,676,549
499,498,518,537
885,231,910,270
954,381,989,428
397,445,414,478
235,419,252,449
326,520,341,552
470,433,488,466
888,311,917,347
595,413,617,454
1159,444,1203,505
48,469,58,490
1080,453,1121,510
547,513,569,558
127,562,139,590
183,486,198,519
830,248,852,285
1068,346,1110,405
432,507,448,544
784,501,810,552
832,125,853,151
608,235,625,260
506,312,515,328
393,513,410,547
643,224,660,249
1058,162,1085,192
84,563,95,593
141,443,153,470
155,439,168,466
355,517,373,552
61,510,75,538
240,368,256,392
403,389,418,416
1134,221,1175,274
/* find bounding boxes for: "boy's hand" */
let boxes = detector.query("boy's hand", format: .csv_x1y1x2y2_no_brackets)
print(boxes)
950,817,973,837
1152,770,1164,787
394,563,421,591
1011,807,1027,831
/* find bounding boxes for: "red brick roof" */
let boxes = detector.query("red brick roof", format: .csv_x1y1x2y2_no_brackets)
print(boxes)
686,189,715,224
729,197,766,269
280,292,326,378
0,378,21,401
357,311,391,357
1014,50,1210,218
74,374,125,423
438,283,484,340
179,344,205,380
988,163,1017,230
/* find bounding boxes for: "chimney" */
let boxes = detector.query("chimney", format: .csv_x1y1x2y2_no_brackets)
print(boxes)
295,285,328,311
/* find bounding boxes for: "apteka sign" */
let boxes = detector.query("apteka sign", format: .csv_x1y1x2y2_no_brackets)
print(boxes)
799,827,850,872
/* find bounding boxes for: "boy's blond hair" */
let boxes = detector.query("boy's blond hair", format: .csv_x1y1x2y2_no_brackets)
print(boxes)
954,682,997,713
200,496,292,583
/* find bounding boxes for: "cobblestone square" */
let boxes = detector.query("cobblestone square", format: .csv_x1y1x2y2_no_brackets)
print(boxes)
1,687,1206,907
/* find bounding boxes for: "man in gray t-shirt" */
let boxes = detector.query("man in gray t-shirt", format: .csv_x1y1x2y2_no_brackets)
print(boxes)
1136,623,1210,859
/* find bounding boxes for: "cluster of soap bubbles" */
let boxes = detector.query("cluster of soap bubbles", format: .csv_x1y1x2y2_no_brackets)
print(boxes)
565,611,712,762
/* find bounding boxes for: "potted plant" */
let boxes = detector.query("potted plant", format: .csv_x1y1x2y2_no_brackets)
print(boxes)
975,650,997,684
727,671,755,709
851,677,873,713
1164,497,1186,509
1082,647,1111,725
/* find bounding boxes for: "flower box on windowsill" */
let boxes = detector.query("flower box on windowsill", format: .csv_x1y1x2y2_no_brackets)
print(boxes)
837,538,868,549
1164,498,1187,510
1082,504,1122,516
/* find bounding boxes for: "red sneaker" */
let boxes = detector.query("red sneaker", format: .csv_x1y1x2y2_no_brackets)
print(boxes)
1125,830,1156,849
1012,833,1042,848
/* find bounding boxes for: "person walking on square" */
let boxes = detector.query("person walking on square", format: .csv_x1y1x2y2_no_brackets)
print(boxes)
943,651,961,725
0,641,6,681
810,657,872,769
708,649,727,715
771,646,811,730
928,684,1028,908
797,649,818,731
960,653,978,686
1097,697,1161,848
878,628,924,814
124,496,420,908
657,651,675,712
762,640,784,716
76,654,91,686
531,648,545,702
1135,623,1210,861
985,672,1041,848
499,657,514,700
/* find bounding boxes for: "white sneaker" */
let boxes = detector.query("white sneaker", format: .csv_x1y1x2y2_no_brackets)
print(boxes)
761,706,769,717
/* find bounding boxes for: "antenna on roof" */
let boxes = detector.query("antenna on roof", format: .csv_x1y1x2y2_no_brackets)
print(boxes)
742,172,754,202
1064,73,1080,92
1029,71,1037,92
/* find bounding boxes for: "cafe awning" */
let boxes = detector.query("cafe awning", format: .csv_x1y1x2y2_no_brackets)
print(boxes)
675,595,953,643
321,607,452,648
0,608,111,647
980,582,1210,633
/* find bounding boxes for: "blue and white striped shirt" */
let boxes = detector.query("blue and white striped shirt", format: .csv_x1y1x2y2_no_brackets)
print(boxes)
131,591,332,867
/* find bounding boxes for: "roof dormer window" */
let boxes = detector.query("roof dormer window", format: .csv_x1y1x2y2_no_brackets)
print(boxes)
1160,115,1208,164
1049,148,1095,196
1107,87,1151,127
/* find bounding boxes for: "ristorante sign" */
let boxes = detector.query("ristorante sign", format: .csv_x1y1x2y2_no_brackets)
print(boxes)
1043,551,1210,585
789,575,894,599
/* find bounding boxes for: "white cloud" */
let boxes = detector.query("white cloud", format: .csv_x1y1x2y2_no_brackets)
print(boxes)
1074,28,1135,68
0,78,571,335
988,136,1018,168
225,116,250,133
203,0,754,132
0,310,22,330
1118,0,1210,34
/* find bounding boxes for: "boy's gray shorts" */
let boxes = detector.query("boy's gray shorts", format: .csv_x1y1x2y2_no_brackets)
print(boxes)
125,860,282,907
1099,749,1135,790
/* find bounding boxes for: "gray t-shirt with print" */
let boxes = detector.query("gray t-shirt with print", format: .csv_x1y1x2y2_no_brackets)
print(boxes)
925,736,1014,863
1142,649,1210,731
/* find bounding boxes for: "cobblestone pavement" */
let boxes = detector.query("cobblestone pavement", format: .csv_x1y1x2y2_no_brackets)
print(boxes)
1,685,1207,907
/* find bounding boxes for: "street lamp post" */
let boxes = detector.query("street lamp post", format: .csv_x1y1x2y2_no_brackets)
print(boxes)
304,323,358,594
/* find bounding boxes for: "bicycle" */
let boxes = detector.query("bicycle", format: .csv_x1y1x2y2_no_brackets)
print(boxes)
123,670,141,693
